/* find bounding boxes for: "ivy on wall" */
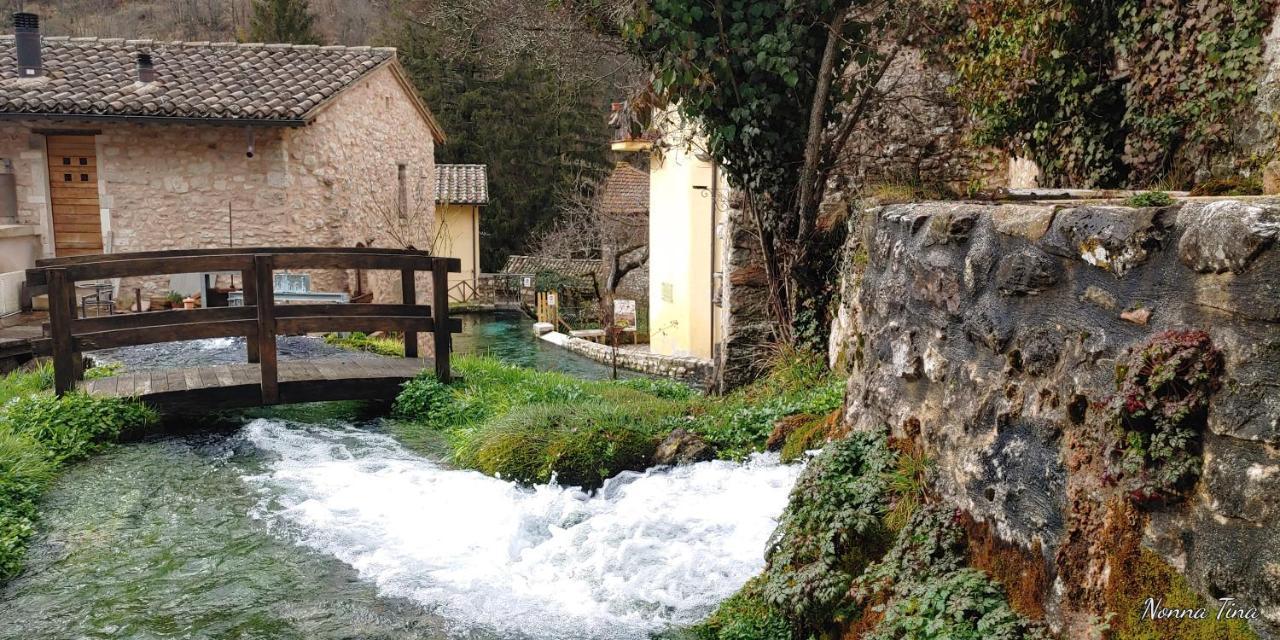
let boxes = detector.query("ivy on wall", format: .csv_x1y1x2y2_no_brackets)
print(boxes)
935,0,1274,188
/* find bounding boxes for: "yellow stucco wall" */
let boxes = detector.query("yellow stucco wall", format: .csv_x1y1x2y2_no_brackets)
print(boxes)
647,141,726,360
433,203,480,297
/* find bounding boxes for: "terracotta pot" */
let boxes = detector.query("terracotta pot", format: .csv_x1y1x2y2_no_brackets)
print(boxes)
182,297,197,310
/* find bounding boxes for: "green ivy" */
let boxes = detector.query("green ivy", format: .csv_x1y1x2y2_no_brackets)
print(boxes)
759,432,897,629
935,0,1273,187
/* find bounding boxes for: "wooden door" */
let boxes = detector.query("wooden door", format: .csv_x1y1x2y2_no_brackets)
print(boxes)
46,135,103,257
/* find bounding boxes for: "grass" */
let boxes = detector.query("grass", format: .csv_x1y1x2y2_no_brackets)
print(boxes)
323,331,406,357
1124,191,1176,207
0,362,158,582
389,347,843,489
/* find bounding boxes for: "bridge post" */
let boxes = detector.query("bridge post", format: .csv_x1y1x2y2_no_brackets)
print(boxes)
400,268,418,359
241,265,260,363
432,259,451,382
47,268,78,396
253,254,279,404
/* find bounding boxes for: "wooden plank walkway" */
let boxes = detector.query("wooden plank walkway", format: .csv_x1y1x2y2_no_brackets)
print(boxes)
80,357,429,411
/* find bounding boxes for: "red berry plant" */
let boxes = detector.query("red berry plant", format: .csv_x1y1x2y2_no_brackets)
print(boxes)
1103,330,1224,504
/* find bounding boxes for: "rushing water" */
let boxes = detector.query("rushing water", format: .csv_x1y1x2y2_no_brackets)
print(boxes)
0,416,800,640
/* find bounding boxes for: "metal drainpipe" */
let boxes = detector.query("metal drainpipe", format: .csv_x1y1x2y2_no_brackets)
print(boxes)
709,161,718,363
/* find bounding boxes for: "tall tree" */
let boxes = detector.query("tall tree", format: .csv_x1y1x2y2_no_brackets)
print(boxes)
248,0,322,45
390,1,619,271
613,1,918,349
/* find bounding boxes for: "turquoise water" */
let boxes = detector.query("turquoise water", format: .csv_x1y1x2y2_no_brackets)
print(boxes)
452,311,649,380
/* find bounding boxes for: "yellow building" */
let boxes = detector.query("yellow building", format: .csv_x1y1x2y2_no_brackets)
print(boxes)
433,164,488,301
614,122,728,360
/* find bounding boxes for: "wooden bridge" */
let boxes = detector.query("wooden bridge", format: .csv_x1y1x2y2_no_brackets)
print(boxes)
25,247,461,411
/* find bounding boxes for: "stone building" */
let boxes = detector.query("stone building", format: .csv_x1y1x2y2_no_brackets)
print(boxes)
0,13,445,307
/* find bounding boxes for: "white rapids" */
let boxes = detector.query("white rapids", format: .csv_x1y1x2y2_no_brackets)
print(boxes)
237,419,802,640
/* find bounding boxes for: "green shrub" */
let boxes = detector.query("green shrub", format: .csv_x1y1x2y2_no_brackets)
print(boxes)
393,375,455,421
617,376,699,401
1124,191,1175,207
0,390,155,582
866,568,1048,640
0,431,53,580
693,577,792,640
84,362,124,380
760,432,897,628
0,393,158,464
854,506,1048,640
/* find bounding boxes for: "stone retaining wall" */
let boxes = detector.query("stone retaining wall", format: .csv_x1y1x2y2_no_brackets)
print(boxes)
832,199,1280,637
540,331,713,388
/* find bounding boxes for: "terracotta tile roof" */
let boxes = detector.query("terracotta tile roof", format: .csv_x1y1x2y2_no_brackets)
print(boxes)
502,255,604,280
435,164,489,204
0,36,395,123
599,161,649,216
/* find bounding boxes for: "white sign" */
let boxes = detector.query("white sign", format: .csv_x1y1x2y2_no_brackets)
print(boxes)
522,276,532,288
613,299,637,329
546,292,557,306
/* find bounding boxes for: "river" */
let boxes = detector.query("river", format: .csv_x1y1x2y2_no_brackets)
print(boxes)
0,313,798,639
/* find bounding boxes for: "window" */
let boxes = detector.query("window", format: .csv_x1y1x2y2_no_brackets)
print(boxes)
396,163,408,219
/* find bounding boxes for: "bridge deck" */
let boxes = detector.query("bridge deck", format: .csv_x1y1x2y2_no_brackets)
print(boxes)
80,358,427,411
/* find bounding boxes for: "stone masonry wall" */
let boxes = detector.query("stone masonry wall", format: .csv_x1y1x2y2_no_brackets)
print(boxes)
102,63,436,307
832,200,1280,637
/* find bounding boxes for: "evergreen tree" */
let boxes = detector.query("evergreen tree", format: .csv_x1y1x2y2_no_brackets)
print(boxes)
248,0,322,45
394,18,612,271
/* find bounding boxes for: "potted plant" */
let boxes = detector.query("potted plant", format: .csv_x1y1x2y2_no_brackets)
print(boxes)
164,291,185,309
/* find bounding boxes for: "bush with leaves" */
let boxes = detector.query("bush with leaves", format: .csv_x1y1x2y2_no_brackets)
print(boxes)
759,431,897,629
0,374,157,582
1103,330,1224,503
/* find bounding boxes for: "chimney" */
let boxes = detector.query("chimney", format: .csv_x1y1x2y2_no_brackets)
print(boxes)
136,52,156,83
13,13,41,78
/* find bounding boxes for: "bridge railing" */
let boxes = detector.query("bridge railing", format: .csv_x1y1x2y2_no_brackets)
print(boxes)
25,247,462,402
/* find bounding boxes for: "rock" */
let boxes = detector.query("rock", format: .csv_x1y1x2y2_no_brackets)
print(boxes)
995,248,1061,295
766,414,808,451
1119,307,1151,325
653,429,714,466
1177,200,1280,274
1018,328,1061,377
1042,206,1167,276
926,208,981,245
1080,285,1117,311
992,204,1056,241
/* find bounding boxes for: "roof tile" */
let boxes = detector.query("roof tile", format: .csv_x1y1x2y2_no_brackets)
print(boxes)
0,36,394,122
435,164,489,205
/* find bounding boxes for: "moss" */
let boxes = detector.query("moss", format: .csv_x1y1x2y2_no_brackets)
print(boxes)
775,410,840,463
852,506,1050,640
457,403,662,488
959,513,1050,621
1103,500,1259,640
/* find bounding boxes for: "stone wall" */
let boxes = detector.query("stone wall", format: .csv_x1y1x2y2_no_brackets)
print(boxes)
832,200,1280,637
539,331,713,388
713,191,776,392
101,63,436,305
5,63,436,307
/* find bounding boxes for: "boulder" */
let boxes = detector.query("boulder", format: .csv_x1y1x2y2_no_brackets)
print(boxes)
1177,200,1280,274
995,248,1061,295
653,429,714,466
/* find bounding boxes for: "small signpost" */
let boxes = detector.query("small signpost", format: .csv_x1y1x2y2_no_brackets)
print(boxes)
613,299,636,331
